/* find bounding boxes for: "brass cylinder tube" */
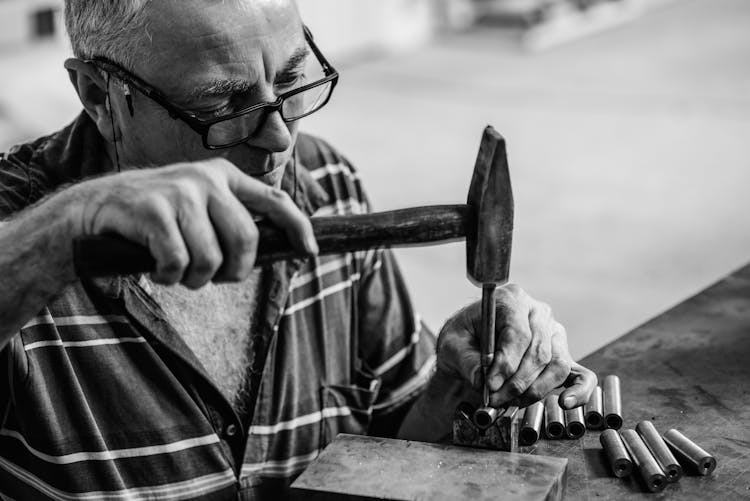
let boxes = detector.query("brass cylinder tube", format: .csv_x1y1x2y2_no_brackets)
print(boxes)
662,429,717,476
473,406,499,430
543,394,565,440
602,375,623,430
636,421,682,482
600,429,633,478
584,386,604,430
519,400,544,445
621,429,667,493
564,406,586,439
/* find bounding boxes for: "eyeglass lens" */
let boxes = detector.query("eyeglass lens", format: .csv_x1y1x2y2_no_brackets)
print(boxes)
206,81,333,147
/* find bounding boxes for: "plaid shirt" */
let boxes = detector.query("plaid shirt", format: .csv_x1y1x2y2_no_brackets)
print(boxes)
0,113,436,500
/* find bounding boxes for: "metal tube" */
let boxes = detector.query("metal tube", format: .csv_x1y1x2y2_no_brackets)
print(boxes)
602,375,623,430
662,429,717,476
584,386,603,430
519,401,544,445
621,429,667,493
473,406,499,430
480,284,497,408
600,429,633,478
636,421,682,482
564,406,586,439
543,394,565,440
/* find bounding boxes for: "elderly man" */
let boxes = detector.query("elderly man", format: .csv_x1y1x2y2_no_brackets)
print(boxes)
0,0,596,499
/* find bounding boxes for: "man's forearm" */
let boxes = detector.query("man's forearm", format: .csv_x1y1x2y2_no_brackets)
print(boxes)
397,368,480,443
0,189,82,348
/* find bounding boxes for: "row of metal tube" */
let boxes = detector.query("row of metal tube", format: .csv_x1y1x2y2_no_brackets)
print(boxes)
519,374,623,445
601,424,716,493
518,373,716,493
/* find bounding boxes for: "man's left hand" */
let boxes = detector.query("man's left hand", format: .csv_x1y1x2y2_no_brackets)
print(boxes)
436,284,597,410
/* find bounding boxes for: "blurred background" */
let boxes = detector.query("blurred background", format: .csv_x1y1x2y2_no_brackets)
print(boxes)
1,0,748,359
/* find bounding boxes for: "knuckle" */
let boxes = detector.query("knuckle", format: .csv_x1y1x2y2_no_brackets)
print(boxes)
170,177,204,204
162,248,189,273
234,234,258,259
503,325,531,346
191,249,223,276
206,157,234,170
551,356,571,380
506,378,527,398
182,162,224,189
495,358,516,379
531,341,552,365
524,385,545,402
220,265,250,283
179,162,207,180
536,301,552,318
266,186,293,206
142,194,172,219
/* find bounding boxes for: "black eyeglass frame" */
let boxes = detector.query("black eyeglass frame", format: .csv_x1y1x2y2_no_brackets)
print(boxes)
85,25,338,150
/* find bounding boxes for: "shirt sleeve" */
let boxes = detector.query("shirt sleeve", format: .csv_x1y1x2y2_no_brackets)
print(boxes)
357,247,437,437
0,141,55,219
0,152,33,218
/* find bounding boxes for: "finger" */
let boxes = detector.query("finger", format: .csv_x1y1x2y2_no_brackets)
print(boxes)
225,167,317,256
176,202,223,289
490,316,554,406
499,331,571,408
208,193,258,282
436,318,482,389
486,289,533,392
141,199,190,285
558,362,598,410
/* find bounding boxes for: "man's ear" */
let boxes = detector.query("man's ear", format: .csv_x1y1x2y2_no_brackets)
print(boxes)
63,58,121,143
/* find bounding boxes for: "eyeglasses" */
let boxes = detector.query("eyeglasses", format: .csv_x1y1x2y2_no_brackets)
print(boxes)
86,26,338,150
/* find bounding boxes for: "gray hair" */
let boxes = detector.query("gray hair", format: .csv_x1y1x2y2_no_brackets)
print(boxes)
64,0,152,68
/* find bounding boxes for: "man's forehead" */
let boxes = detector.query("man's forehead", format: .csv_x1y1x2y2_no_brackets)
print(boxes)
137,0,303,91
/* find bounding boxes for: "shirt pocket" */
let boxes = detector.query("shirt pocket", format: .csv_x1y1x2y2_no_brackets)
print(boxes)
319,377,381,445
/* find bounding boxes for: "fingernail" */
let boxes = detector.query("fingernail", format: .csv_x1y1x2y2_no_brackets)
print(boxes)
563,396,576,408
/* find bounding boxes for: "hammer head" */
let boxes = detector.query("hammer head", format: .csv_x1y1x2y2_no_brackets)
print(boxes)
466,126,514,286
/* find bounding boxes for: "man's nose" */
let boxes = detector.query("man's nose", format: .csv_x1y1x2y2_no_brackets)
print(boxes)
250,109,292,153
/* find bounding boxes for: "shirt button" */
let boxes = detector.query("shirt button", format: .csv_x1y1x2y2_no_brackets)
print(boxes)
225,424,238,437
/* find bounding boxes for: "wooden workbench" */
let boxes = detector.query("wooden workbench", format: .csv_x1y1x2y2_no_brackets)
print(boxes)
534,264,750,499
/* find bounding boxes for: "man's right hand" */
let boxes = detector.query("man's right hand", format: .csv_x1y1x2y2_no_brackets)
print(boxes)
69,158,318,288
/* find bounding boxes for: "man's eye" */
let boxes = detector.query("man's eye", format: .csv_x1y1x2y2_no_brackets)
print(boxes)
194,104,234,119
277,73,306,89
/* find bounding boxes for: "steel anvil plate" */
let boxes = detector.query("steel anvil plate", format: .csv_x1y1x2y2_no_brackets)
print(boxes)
290,434,567,501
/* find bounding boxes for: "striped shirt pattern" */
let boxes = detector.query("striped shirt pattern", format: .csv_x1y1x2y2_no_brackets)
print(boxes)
0,113,437,500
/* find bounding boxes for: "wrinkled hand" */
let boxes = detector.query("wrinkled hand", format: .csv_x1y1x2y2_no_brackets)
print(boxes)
71,158,317,288
436,284,596,409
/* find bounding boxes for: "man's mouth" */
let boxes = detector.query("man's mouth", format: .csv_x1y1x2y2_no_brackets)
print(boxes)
225,149,286,187
254,163,286,187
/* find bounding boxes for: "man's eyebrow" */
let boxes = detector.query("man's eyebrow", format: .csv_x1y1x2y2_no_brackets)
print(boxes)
185,78,257,103
184,46,310,103
276,46,310,82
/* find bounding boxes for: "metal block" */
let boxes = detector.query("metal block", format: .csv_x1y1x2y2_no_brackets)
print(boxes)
452,402,520,451
291,434,567,501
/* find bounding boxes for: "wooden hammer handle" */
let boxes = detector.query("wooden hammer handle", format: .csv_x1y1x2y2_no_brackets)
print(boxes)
73,204,472,277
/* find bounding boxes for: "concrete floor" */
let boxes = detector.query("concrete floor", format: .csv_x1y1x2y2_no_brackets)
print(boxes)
1,0,749,359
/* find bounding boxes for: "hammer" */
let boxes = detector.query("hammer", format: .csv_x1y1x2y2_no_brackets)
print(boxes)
73,130,514,400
